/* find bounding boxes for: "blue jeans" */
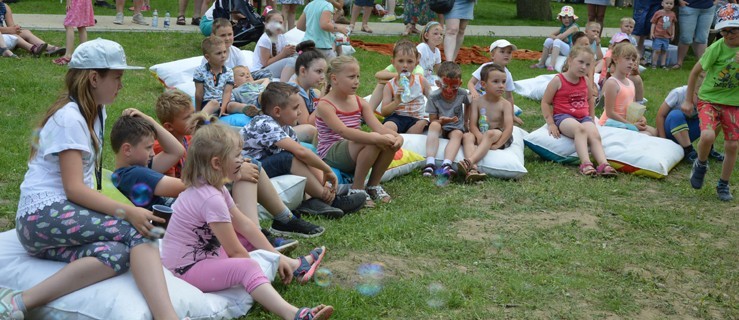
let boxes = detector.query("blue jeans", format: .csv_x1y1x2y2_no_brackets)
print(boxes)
679,5,715,44
633,0,662,36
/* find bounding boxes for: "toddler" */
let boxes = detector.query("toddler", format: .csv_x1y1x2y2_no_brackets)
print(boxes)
233,65,270,117
381,39,431,134
54,0,92,65
531,6,580,71
619,17,638,46
649,0,676,68
417,21,444,80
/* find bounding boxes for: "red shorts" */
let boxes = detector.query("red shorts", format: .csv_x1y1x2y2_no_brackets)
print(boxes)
698,100,739,141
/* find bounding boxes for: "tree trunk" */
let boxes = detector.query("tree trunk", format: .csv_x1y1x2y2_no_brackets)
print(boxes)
516,0,553,21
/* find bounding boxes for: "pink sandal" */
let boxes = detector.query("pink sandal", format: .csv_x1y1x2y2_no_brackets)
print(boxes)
53,56,71,65
579,162,596,176
293,246,326,284
596,163,617,177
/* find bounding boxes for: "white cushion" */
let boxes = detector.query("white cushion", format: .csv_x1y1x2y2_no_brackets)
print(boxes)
258,174,307,220
0,230,280,320
399,127,529,179
514,74,556,101
524,124,683,178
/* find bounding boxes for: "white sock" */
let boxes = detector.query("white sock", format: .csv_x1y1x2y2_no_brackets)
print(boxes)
442,159,452,166
426,157,435,165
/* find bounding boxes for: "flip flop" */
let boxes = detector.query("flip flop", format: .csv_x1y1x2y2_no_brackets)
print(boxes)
670,64,682,70
293,246,327,284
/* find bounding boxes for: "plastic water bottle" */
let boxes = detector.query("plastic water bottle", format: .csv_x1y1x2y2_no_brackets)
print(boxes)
399,72,412,103
164,11,170,29
479,107,489,133
152,9,158,28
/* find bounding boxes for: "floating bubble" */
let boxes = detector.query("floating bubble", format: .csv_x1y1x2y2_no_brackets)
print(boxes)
427,282,447,308
491,234,504,252
149,226,165,240
110,172,120,187
130,183,153,206
356,262,384,296
314,268,333,287
30,128,41,150
114,209,126,219
435,168,451,187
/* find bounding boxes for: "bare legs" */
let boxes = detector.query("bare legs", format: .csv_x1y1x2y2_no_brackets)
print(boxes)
426,123,463,162
348,141,397,189
462,130,501,164
677,42,707,67
443,19,469,62
558,119,608,166
697,129,738,181
63,26,87,59
350,5,372,32
281,4,298,30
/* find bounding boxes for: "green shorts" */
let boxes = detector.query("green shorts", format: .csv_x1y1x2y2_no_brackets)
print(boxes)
323,140,355,174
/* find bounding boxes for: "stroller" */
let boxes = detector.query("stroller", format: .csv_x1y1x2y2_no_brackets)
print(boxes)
213,0,264,47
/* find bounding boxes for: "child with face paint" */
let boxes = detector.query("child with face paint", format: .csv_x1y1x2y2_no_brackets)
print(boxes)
380,39,432,134
467,39,523,125
422,62,474,179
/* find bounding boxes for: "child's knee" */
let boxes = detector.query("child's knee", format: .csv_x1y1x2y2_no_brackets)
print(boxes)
485,130,501,140
725,140,739,152
98,242,132,274
700,129,717,142
428,121,442,132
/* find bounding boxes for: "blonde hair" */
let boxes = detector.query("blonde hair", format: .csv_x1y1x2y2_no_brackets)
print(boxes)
562,45,594,72
611,42,639,68
155,89,193,124
201,35,225,55
620,17,635,26
324,55,359,95
420,21,442,44
211,18,232,35
586,21,601,31
181,112,242,189
31,69,109,160
232,65,249,74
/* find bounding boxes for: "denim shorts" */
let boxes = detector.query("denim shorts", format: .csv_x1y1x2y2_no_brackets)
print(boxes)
383,113,427,133
633,0,662,36
260,151,294,178
678,5,715,44
652,38,670,52
239,153,264,174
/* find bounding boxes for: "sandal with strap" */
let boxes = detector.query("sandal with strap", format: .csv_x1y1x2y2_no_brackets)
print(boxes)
295,305,334,320
53,56,71,65
465,168,486,183
361,25,373,33
422,163,436,177
456,159,471,178
1,48,20,59
670,64,682,70
596,163,617,177
293,246,327,284
176,15,186,25
579,162,596,176
31,43,48,58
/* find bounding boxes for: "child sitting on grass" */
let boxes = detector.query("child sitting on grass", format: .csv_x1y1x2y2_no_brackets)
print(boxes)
423,61,470,178
195,36,245,117
290,41,327,126
531,5,580,71
380,39,431,134
685,3,739,201
232,65,270,117
459,63,514,183
542,46,617,177
241,82,366,218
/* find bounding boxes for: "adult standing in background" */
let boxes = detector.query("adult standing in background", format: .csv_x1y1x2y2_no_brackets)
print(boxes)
177,0,206,26
632,0,662,62
443,0,475,62
674,0,715,69
585,0,609,34
350,0,374,33
402,0,437,36
278,0,302,30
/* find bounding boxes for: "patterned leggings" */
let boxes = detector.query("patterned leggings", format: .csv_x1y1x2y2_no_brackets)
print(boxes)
16,200,152,275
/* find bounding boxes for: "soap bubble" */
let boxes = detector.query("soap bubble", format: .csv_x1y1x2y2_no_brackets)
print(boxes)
30,128,41,150
435,167,451,187
130,183,153,206
356,262,384,296
491,234,504,252
426,282,447,308
114,209,126,219
314,268,333,287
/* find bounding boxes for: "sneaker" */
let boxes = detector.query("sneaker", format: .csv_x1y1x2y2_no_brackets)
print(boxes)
684,150,698,164
0,288,24,320
380,14,397,22
270,217,325,238
331,193,365,215
261,228,299,254
113,12,124,25
132,13,149,25
294,198,344,218
717,182,733,201
349,188,374,208
690,159,708,189
709,149,725,162
366,185,391,204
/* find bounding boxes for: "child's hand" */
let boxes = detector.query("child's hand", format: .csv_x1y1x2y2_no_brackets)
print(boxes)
469,90,480,100
374,133,395,149
681,100,696,117
219,106,228,117
277,256,294,285
392,135,404,149
121,108,153,121
282,44,296,57
239,159,259,183
548,123,561,139
125,207,165,238
323,171,339,194
394,86,404,102
635,117,648,130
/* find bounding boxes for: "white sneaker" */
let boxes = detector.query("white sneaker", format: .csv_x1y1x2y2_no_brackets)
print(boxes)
380,14,396,22
132,13,149,25
113,12,124,25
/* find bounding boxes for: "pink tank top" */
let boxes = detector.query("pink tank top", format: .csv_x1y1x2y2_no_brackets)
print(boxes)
599,77,634,125
315,96,363,158
552,74,589,119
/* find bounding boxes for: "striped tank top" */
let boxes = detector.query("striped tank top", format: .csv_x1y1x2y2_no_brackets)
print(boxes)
315,96,363,158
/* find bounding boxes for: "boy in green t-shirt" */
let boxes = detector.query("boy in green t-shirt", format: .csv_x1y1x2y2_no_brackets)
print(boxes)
683,4,739,201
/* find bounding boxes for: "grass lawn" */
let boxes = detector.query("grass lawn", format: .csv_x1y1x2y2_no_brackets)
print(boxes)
11,0,633,28
0,30,737,319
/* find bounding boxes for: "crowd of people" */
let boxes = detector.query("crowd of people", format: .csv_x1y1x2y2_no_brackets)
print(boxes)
1,1,737,320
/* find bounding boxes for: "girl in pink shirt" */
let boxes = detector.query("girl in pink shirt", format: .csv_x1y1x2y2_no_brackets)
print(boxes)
161,113,333,320
542,46,616,176
314,55,403,207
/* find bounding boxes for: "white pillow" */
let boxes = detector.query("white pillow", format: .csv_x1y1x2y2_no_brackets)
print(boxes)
400,127,529,179
514,74,555,101
149,50,255,92
257,174,307,220
0,230,279,320
544,54,567,72
524,124,683,178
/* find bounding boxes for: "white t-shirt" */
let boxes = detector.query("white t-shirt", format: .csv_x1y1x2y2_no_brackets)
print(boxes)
416,43,441,79
471,62,515,93
17,102,106,218
200,46,249,69
252,33,287,70
203,3,215,20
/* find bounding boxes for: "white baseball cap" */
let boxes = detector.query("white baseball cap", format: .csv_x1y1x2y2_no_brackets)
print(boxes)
489,39,517,52
69,38,143,70
715,4,739,30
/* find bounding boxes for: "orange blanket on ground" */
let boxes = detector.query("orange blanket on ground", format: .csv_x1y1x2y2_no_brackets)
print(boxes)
350,40,542,63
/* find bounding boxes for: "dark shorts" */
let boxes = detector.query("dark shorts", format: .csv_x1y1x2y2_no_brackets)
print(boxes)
260,151,294,178
633,0,662,36
491,128,514,150
553,113,594,128
384,113,427,133
354,0,374,7
664,109,700,143
441,127,465,139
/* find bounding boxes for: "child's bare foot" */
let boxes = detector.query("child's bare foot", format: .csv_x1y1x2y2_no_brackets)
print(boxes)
242,104,260,117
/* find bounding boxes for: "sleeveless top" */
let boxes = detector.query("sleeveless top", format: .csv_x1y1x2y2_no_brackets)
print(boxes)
315,96,363,158
552,74,589,119
599,77,634,125
385,74,426,119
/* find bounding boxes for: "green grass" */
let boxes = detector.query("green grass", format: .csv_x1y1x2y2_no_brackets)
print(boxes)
1,31,737,319
11,0,632,27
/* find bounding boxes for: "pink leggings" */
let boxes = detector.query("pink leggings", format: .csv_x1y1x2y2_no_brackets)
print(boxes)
179,235,270,293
